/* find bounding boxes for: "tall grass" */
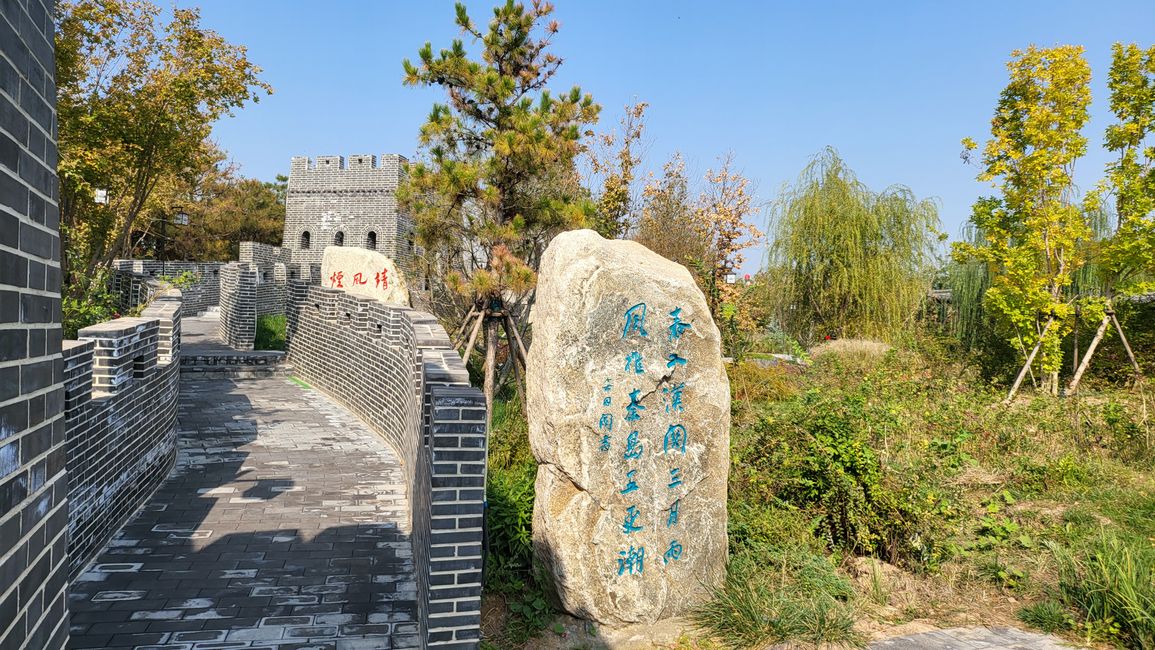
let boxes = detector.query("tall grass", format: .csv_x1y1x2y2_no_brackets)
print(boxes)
694,547,860,649
1053,531,1155,649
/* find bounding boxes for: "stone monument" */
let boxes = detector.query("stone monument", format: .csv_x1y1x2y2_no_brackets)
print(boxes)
320,246,410,306
527,229,730,626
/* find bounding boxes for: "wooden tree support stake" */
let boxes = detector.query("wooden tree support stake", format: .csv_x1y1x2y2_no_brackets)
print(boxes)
1067,314,1111,396
461,309,486,364
1005,317,1053,404
1111,312,1142,377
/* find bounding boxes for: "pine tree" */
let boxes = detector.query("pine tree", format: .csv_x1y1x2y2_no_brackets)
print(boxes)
398,1,600,410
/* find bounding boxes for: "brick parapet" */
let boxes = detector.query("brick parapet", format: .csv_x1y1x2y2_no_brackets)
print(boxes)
111,259,222,315
62,291,183,578
285,280,485,648
218,262,257,350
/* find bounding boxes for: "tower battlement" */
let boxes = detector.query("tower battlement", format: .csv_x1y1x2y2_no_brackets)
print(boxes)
289,153,409,174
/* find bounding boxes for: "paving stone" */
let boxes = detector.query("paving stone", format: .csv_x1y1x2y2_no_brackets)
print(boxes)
67,378,416,648
869,627,1073,650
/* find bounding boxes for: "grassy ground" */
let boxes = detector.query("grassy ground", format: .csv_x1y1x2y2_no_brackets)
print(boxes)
482,333,1155,649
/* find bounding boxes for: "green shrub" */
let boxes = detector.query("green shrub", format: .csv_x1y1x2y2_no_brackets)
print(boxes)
63,271,119,338
482,397,557,642
1053,531,1155,649
728,361,797,405
781,389,931,565
255,314,286,350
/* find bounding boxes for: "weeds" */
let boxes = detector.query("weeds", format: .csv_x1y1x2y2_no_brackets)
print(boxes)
1018,600,1074,634
1053,531,1155,649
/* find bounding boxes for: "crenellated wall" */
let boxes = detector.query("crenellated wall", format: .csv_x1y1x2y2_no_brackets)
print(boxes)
62,289,182,577
218,263,258,350
286,281,486,649
111,260,222,316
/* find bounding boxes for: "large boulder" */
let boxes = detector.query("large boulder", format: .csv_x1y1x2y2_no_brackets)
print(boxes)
320,246,409,306
527,229,729,626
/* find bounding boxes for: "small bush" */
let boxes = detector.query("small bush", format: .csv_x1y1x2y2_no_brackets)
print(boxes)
482,397,556,642
781,390,931,565
1053,531,1155,649
255,314,286,350
63,272,120,338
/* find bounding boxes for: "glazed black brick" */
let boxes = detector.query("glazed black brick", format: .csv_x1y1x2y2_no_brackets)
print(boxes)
283,281,486,648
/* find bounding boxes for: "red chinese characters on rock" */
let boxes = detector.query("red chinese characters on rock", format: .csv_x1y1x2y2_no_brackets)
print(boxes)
352,272,367,286
329,271,344,288
375,268,389,290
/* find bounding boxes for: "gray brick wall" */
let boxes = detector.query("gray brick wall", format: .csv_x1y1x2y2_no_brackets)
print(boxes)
219,263,257,350
111,260,223,316
0,0,70,647
283,154,415,274
63,290,182,577
285,282,485,649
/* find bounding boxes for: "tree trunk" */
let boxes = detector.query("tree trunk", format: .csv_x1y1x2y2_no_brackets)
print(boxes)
1005,317,1053,404
1067,314,1110,395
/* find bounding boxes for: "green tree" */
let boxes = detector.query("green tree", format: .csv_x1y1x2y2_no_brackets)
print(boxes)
587,102,647,239
398,0,600,409
56,0,271,302
1067,42,1155,392
634,153,706,269
956,45,1093,400
767,147,941,346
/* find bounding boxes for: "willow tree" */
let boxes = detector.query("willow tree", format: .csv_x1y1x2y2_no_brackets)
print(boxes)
767,147,941,345
957,45,1092,401
398,1,600,410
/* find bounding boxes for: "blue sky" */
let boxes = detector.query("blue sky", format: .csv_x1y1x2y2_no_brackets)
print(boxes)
190,0,1155,267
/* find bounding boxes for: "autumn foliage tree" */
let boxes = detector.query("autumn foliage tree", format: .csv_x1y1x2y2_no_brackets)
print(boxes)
586,102,648,239
398,0,600,408
56,0,270,301
956,45,1093,400
633,153,763,340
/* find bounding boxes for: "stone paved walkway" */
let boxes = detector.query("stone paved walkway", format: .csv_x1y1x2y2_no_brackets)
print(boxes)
68,378,419,650
870,626,1071,649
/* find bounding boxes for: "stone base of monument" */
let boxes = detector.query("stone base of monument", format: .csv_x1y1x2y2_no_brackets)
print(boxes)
520,613,700,649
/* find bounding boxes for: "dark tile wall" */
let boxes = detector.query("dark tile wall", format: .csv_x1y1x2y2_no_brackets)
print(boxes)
285,281,486,649
111,260,223,316
63,292,182,577
218,262,257,350
0,1,69,648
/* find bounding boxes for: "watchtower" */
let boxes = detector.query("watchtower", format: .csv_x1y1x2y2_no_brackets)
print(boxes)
282,153,415,270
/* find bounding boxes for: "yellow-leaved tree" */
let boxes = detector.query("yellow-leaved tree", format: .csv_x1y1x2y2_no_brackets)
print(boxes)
956,45,1093,401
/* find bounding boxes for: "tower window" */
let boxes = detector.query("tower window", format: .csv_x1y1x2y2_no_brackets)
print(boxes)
300,231,311,249
366,231,377,250
334,231,345,246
